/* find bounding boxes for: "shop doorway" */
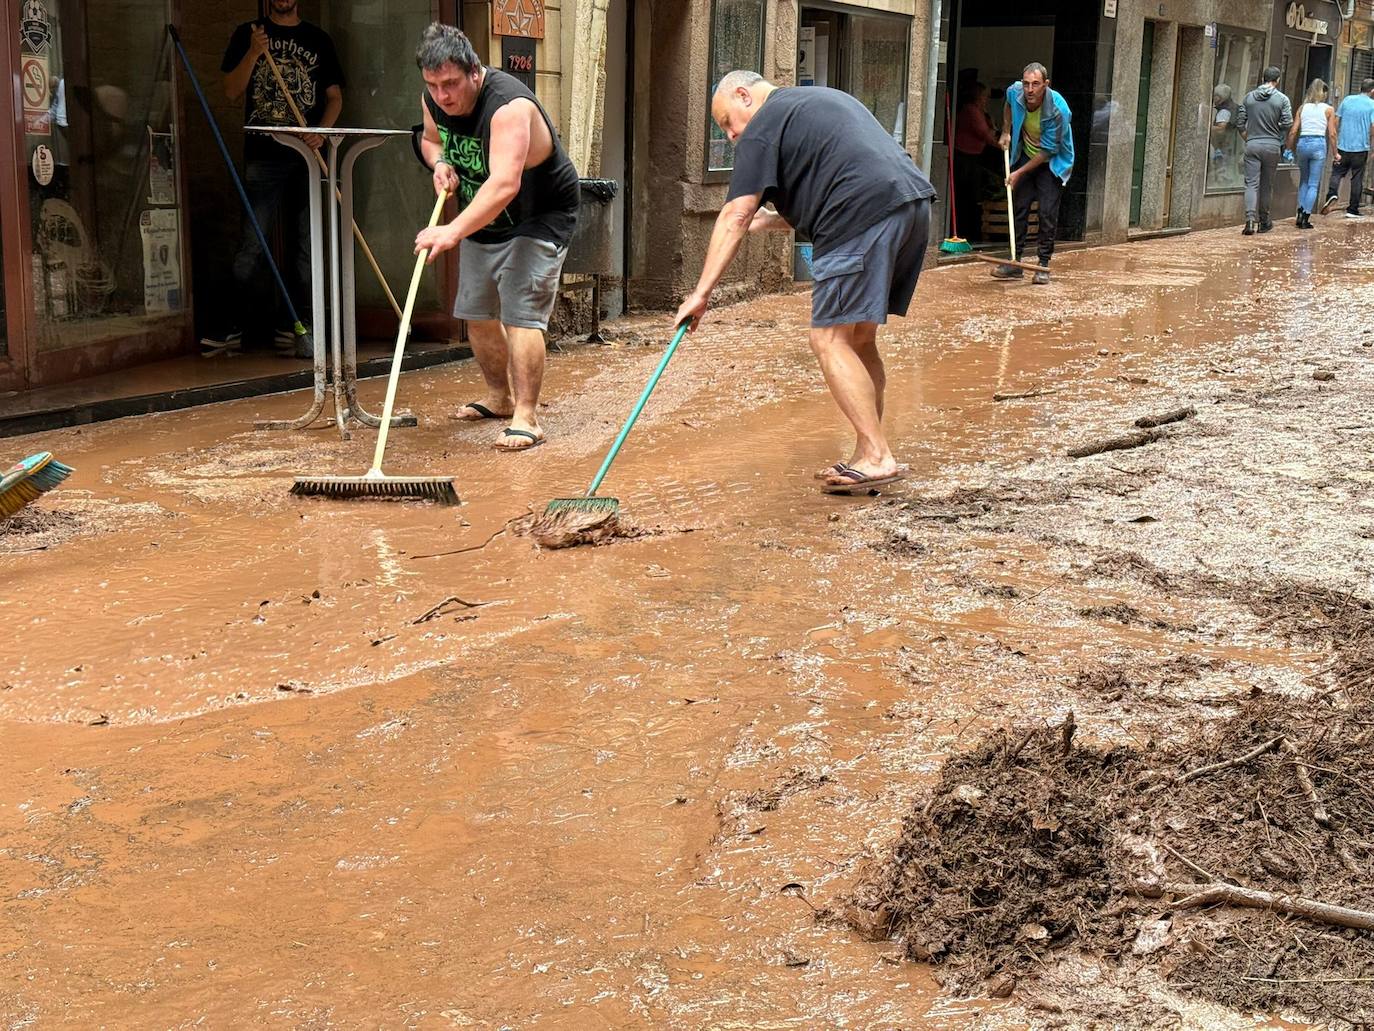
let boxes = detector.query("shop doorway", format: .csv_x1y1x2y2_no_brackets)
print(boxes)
794,2,911,276
945,10,1055,248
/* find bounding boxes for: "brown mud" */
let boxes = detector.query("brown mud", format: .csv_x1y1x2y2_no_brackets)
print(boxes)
3,222,1374,1027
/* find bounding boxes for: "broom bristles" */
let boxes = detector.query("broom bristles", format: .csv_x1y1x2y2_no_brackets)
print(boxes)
544,496,619,516
292,475,459,504
940,236,973,254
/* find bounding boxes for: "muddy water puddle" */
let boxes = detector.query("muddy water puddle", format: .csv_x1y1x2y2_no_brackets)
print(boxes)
4,223,1374,1026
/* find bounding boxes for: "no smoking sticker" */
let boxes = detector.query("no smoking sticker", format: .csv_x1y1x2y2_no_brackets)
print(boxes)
21,54,50,135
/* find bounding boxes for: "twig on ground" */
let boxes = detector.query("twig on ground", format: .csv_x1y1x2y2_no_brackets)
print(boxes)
1282,739,1332,827
1134,406,1197,429
1160,841,1217,882
412,595,489,624
1168,882,1374,931
1067,428,1168,459
1176,734,1286,786
408,526,508,561
994,388,1054,402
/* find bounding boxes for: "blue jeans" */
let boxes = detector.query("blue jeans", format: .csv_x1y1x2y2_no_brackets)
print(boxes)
1295,136,1326,213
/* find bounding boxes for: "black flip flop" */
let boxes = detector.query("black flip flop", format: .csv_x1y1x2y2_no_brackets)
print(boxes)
821,463,905,495
493,428,545,451
451,401,506,421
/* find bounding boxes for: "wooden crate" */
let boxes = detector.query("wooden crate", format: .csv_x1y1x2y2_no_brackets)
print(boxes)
981,197,1039,240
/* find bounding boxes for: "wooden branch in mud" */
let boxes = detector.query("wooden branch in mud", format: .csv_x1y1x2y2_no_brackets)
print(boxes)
1067,428,1167,459
1283,738,1332,827
994,388,1055,402
412,595,488,624
1167,881,1374,932
1177,735,1286,786
1134,406,1196,429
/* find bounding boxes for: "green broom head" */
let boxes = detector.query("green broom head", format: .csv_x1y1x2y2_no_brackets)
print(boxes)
0,453,73,518
940,236,973,254
544,495,619,516
291,473,459,504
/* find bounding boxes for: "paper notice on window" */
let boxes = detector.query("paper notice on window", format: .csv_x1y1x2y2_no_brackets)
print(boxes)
147,130,175,205
140,208,181,314
799,27,815,85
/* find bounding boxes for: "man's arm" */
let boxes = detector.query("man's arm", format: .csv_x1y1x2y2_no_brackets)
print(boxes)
223,24,267,102
999,101,1012,150
419,98,460,197
416,101,530,260
301,84,343,150
1234,100,1248,138
749,207,791,232
1332,113,1343,161
672,192,762,331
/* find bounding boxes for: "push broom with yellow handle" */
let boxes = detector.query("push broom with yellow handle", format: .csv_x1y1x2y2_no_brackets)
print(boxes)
261,44,405,324
290,192,458,503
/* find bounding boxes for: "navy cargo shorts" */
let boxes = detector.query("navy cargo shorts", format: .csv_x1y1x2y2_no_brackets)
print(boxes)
809,197,930,328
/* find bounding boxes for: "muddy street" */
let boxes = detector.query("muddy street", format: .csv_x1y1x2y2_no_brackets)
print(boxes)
4,223,1373,1028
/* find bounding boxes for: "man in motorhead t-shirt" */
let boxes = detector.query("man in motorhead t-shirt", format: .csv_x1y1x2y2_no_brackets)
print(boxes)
412,24,579,452
673,72,935,495
217,0,343,356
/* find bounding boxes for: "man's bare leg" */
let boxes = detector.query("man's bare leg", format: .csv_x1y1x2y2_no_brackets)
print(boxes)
816,322,898,477
493,324,547,449
453,319,515,420
810,323,898,480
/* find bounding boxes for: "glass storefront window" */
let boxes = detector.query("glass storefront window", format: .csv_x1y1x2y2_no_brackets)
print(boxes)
846,13,910,145
706,0,765,173
322,0,444,315
23,1,181,352
1207,26,1266,193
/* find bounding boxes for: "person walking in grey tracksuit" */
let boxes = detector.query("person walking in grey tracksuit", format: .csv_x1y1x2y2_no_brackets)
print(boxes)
1234,66,1293,235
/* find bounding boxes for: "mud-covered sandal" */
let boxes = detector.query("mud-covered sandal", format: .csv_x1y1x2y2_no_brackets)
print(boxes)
821,463,905,495
493,428,545,451
451,401,506,422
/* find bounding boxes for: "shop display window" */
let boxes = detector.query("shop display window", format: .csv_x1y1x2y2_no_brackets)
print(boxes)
21,1,181,351
1206,26,1266,194
706,0,766,173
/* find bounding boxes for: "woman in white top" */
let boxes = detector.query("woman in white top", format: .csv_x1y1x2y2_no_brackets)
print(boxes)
1287,79,1336,228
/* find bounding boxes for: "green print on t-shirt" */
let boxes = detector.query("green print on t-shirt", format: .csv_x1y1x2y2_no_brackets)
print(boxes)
437,126,515,228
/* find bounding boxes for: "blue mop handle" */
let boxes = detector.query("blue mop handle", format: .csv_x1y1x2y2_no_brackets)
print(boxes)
166,25,304,331
585,322,690,498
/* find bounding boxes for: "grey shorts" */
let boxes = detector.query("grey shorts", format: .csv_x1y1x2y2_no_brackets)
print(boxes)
454,235,568,331
810,198,930,328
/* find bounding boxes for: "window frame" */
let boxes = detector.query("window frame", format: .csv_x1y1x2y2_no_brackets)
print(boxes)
703,0,767,183
1204,23,1268,197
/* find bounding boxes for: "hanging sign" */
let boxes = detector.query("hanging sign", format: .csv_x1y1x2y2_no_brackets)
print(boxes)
32,144,54,185
21,54,50,135
20,0,51,55
492,0,545,39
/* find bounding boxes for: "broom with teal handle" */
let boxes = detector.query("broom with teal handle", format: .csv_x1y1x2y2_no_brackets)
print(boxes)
0,452,74,518
545,321,690,516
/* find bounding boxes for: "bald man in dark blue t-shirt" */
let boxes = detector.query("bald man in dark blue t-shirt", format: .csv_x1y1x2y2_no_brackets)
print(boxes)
674,71,935,495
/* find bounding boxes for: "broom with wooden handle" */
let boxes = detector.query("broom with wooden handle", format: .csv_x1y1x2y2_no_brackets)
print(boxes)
291,191,458,503
261,45,405,324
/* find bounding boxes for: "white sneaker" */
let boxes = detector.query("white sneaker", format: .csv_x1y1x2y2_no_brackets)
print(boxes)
1345,211,1364,220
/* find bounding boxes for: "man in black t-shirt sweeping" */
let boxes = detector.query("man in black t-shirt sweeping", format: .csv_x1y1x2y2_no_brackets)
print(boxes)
674,72,935,495
412,24,579,452
215,0,343,356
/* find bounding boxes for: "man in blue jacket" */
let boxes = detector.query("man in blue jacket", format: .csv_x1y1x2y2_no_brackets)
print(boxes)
992,63,1074,285
1321,78,1374,219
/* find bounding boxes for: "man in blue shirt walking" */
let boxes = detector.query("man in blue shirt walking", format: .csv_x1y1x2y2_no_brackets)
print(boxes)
1321,78,1374,219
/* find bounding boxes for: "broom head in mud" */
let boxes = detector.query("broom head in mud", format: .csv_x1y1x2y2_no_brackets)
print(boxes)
543,495,620,517
0,452,74,518
291,471,459,504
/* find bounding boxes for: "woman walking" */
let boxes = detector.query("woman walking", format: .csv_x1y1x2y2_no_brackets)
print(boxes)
1289,79,1335,229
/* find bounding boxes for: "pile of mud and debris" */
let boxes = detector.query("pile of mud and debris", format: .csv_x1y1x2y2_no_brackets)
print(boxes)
509,506,652,550
845,683,1374,1025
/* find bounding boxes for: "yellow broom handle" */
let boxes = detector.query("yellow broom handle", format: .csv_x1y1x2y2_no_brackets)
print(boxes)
262,48,406,322
369,191,447,474
1004,145,1017,264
